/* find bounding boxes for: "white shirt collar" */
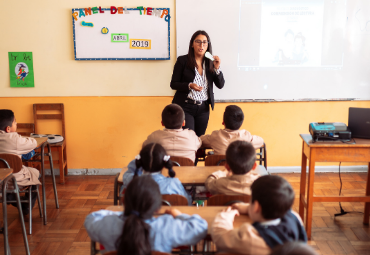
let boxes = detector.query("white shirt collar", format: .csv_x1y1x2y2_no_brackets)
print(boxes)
260,218,281,226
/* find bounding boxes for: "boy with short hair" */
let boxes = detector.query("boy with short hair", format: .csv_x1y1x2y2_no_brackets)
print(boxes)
211,175,307,255
0,110,41,214
142,104,201,163
205,140,262,196
200,105,263,155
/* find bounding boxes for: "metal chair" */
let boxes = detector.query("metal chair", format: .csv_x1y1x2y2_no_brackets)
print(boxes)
0,154,43,234
161,194,188,206
169,156,194,166
0,158,30,255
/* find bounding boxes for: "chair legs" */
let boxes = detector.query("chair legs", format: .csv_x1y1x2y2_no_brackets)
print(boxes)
114,173,119,205
36,187,43,218
47,143,59,209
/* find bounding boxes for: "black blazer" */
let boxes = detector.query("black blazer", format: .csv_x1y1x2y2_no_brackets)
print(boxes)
170,54,225,110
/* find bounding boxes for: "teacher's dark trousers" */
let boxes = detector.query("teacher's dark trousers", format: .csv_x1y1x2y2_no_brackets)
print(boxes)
182,101,210,137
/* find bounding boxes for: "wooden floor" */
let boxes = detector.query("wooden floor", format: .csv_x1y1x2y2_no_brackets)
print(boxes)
0,172,369,255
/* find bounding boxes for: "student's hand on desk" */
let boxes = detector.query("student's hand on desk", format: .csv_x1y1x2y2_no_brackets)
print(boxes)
189,83,203,91
164,208,182,218
223,207,239,217
231,203,249,215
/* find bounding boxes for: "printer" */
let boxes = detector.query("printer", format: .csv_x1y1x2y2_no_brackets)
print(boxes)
309,122,351,142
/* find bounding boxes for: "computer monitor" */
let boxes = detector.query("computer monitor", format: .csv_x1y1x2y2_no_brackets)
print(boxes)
348,107,370,139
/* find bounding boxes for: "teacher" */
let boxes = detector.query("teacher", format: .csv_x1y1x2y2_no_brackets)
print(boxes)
170,30,225,137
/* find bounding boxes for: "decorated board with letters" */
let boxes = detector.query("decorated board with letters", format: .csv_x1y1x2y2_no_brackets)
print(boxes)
72,6,170,60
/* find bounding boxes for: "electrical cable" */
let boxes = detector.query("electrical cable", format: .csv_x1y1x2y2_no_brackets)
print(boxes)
335,162,348,217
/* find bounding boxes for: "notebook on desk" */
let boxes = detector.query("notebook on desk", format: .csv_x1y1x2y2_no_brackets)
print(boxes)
348,107,370,139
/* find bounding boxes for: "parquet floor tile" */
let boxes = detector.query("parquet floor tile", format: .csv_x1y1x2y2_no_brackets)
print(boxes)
0,173,367,254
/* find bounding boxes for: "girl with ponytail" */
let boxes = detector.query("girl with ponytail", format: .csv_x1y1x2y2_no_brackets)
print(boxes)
122,143,192,204
85,175,208,253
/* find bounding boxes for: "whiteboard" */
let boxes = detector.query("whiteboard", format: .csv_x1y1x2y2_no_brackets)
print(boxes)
176,0,370,101
73,7,170,60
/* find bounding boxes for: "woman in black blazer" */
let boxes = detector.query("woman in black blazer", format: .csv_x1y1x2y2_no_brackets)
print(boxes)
170,30,225,137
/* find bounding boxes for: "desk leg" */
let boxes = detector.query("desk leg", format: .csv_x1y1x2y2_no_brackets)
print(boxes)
41,144,47,225
47,143,59,209
299,141,307,220
305,150,316,240
364,162,370,225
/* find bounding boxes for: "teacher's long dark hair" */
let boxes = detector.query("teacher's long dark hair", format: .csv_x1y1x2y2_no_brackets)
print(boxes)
187,30,214,73
116,175,162,255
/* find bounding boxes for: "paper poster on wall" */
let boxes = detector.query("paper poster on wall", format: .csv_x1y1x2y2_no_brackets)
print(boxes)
8,52,35,88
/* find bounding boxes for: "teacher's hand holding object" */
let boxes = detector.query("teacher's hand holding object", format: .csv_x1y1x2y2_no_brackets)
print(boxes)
170,30,225,137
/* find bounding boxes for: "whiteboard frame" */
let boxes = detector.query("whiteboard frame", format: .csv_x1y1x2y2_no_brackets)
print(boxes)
72,8,170,61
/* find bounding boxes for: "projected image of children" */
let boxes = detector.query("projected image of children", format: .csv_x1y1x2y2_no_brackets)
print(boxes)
275,30,308,65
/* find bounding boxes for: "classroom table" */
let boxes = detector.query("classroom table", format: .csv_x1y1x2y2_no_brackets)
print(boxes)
30,137,59,225
0,168,30,255
105,205,251,234
171,166,225,186
299,134,370,239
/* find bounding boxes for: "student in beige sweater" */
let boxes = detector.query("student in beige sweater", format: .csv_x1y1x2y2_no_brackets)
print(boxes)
142,104,201,163
201,105,263,155
205,140,260,196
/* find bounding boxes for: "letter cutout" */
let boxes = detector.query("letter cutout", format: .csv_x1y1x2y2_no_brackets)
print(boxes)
147,7,152,15
161,9,168,18
124,6,129,14
153,8,161,17
165,14,171,22
79,9,86,18
99,6,105,13
72,12,78,21
111,6,117,14
84,8,92,15
137,6,143,15
118,7,123,14
92,7,98,14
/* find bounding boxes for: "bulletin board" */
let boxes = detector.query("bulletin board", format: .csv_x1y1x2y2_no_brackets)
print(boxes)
72,7,170,60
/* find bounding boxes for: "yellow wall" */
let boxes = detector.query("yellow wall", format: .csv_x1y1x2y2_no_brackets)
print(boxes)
1,1,370,170
1,97,369,169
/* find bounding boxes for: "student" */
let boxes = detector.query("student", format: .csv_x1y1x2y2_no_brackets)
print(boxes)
211,175,307,255
85,175,208,253
205,140,263,196
200,105,263,155
142,103,201,163
0,109,41,215
122,143,192,204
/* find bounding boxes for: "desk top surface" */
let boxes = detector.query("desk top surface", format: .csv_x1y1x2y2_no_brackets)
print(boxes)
170,166,224,185
106,205,251,232
300,134,370,147
0,168,13,181
34,137,48,148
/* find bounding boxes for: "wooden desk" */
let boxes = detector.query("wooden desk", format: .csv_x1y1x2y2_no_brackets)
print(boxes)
299,134,370,239
171,166,225,186
106,205,251,233
0,168,13,181
34,137,48,148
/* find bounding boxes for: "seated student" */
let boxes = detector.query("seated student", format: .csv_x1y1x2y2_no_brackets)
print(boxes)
205,140,263,196
200,105,263,155
142,103,201,163
122,143,192,204
0,110,41,215
211,175,307,255
85,175,208,253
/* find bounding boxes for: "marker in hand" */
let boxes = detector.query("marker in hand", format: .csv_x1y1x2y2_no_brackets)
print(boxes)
205,51,215,61
205,51,221,70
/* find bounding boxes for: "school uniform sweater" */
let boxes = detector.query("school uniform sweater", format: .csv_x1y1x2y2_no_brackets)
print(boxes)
84,210,208,253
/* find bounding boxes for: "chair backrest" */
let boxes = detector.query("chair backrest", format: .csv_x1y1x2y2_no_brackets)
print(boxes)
205,154,226,166
162,194,188,206
17,123,35,136
0,154,23,173
169,156,194,166
207,194,250,206
256,143,267,169
103,251,171,255
33,103,66,138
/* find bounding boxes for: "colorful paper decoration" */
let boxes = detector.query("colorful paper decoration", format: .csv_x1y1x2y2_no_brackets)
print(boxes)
111,33,129,42
101,27,109,34
81,21,94,27
8,52,35,88
129,39,151,49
